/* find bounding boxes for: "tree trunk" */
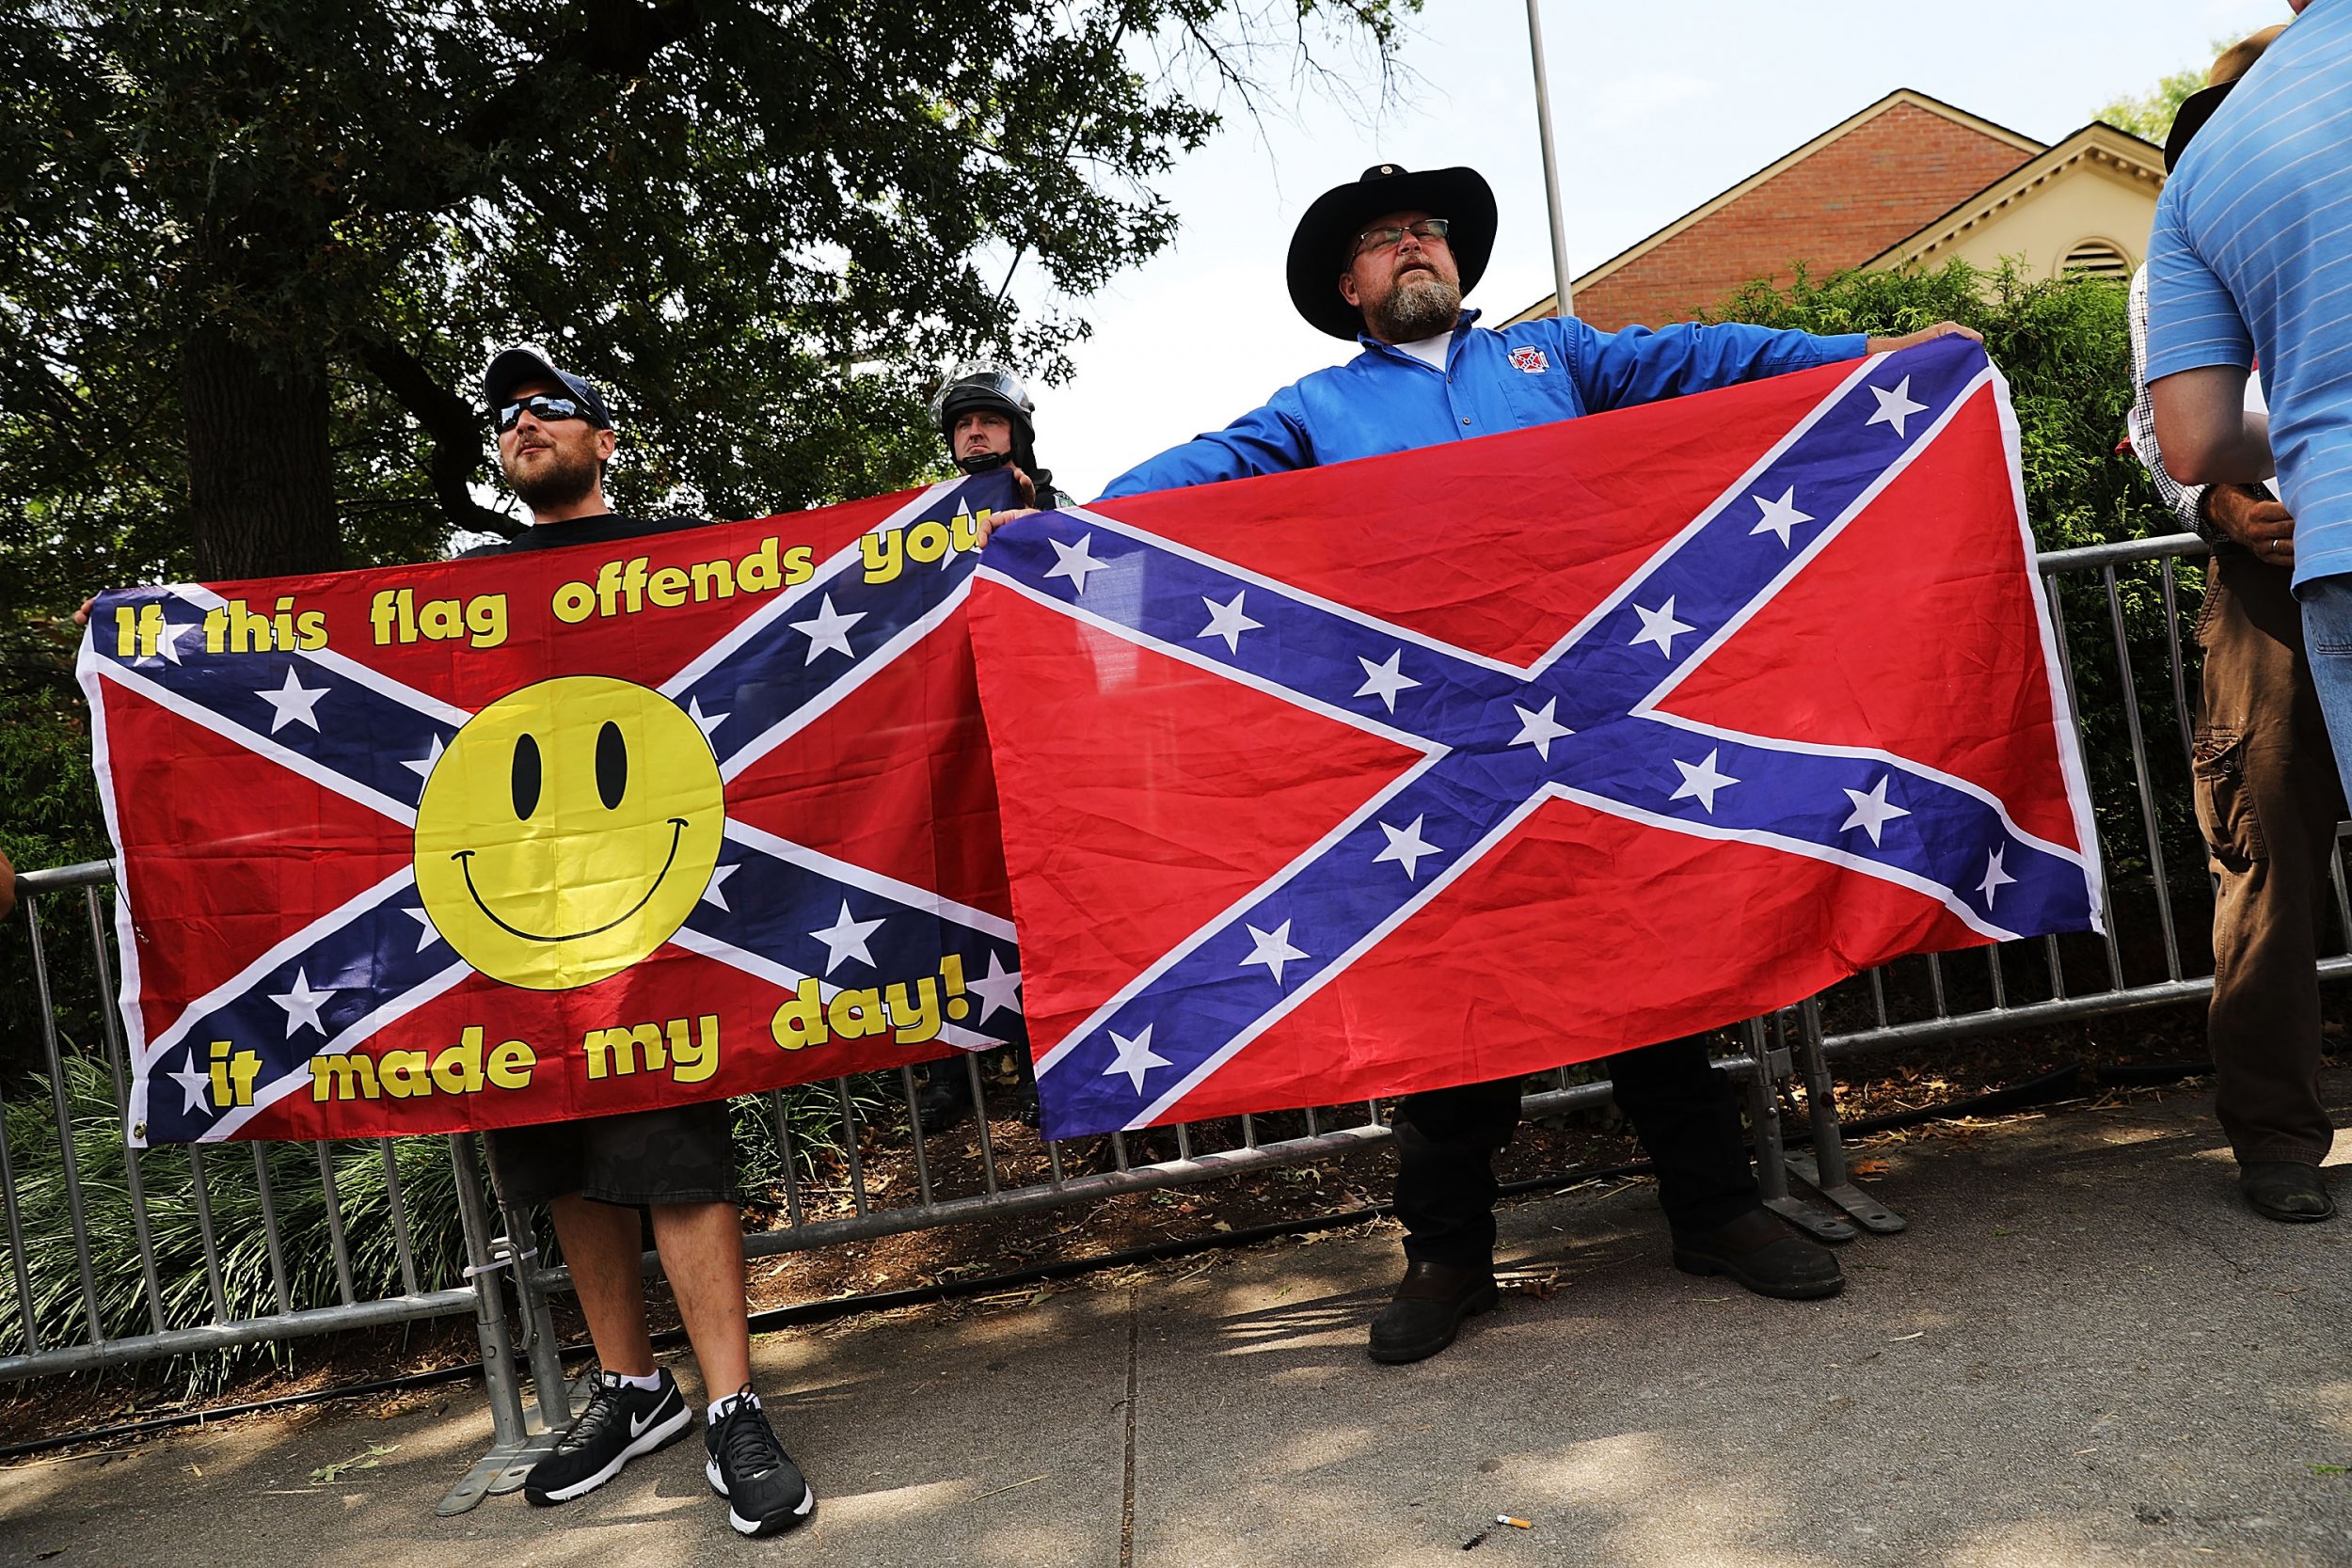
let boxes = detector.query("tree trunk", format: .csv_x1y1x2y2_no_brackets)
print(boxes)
183,327,342,579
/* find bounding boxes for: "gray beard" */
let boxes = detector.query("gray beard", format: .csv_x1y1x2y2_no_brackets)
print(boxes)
504,447,600,514
1367,274,1462,342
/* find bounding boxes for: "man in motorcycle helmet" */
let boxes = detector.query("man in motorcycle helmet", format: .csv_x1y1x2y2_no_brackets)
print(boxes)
932,364,1072,510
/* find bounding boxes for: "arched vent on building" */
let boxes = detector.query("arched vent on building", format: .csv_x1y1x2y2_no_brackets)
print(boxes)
2062,238,2131,277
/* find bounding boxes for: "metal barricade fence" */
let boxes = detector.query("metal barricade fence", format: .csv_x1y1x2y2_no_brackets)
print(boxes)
6,530,2338,1511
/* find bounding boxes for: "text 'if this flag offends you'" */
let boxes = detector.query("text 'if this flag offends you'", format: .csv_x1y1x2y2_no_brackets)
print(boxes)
969,337,2105,1142
82,469,1029,1146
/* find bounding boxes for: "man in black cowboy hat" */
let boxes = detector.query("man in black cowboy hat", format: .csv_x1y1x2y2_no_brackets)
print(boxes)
1097,161,1976,1364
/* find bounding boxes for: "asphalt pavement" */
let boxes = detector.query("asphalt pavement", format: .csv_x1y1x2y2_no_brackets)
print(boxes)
5,1072,2350,1567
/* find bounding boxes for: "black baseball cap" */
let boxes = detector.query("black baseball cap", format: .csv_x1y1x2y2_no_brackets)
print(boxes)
482,343,613,428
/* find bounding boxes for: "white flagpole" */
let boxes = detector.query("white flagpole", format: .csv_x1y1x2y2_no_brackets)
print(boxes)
1523,0,1574,317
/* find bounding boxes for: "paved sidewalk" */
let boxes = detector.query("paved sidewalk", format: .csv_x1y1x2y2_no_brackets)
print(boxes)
6,1075,2351,1567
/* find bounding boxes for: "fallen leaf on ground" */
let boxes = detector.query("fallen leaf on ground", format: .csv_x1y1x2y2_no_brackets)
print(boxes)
309,1444,397,1485
1502,1269,1561,1300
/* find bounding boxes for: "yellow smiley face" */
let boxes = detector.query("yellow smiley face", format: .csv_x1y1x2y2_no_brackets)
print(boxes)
414,675,725,990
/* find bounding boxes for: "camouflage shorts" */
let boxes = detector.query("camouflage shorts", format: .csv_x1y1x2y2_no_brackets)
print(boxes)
484,1100,739,1210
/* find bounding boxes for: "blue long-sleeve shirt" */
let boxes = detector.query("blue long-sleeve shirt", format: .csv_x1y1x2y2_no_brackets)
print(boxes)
1098,309,1869,499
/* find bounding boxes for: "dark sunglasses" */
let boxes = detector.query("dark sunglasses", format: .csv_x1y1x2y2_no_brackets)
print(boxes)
1352,217,1451,260
495,394,589,432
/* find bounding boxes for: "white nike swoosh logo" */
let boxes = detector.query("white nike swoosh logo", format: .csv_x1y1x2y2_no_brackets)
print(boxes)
630,1407,662,1438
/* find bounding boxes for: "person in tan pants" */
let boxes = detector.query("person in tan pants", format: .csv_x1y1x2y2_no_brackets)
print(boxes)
2125,24,2344,1221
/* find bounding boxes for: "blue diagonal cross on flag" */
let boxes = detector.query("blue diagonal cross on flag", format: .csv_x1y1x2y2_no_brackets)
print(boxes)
971,339,2105,1139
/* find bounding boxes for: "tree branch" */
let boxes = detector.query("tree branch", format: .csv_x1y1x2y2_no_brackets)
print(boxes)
351,338,518,538
457,0,709,155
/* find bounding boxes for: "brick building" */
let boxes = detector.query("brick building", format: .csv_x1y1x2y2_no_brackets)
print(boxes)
1505,90,2167,331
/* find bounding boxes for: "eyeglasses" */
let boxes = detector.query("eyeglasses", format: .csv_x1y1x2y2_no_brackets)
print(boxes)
495,394,588,432
1352,217,1451,260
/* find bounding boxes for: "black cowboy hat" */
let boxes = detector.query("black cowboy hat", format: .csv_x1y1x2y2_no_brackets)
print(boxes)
2164,81,2236,171
2163,23,2289,171
1286,164,1499,341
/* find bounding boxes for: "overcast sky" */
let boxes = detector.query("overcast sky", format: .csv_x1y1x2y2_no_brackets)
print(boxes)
1016,0,2286,500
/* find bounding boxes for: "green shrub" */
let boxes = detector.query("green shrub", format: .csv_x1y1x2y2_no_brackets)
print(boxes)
0,1053,867,1397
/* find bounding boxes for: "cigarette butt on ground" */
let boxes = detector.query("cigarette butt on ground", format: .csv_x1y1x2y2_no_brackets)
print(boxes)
1495,1515,1532,1528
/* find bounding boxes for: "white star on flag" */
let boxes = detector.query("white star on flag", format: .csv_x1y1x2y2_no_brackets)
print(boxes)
405,907,442,953
267,968,333,1037
1239,919,1309,987
1978,846,2017,909
1510,697,1573,761
687,697,727,742
1354,649,1421,713
1839,775,1911,847
701,863,739,911
809,900,884,973
1629,596,1695,656
1867,376,1928,438
1373,815,1441,880
1670,749,1740,813
1748,486,1815,547
944,504,977,567
1196,591,1264,654
1102,1022,1171,1094
788,594,865,663
153,618,189,665
254,667,327,733
965,951,1024,1023
1044,533,1110,594
169,1054,211,1116
402,736,446,782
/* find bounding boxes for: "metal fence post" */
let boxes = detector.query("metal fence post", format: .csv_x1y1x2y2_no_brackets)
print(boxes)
501,1201,574,1433
436,1132,536,1517
1785,998,1905,1234
1742,1017,1854,1242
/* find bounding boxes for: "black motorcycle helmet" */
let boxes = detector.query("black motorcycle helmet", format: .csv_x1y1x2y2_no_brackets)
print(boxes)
932,363,1042,480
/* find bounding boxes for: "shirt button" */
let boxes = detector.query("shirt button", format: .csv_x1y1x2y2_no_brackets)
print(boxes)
1462,417,1471,425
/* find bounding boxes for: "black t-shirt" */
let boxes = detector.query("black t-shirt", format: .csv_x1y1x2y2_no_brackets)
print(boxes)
454,513,711,559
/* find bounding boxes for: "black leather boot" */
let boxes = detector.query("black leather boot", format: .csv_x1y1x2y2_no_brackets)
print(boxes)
1671,1206,1844,1299
2240,1161,2334,1222
911,1065,971,1133
1367,1259,1500,1364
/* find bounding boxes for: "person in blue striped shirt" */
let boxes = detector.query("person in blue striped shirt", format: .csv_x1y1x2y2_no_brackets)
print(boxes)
2149,1,2352,839
2133,24,2344,1227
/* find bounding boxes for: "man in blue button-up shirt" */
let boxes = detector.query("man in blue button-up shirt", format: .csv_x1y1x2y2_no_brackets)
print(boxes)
1093,162,1977,1366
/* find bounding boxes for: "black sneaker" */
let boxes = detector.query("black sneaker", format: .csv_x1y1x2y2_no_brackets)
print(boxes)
525,1367,692,1505
704,1386,815,1537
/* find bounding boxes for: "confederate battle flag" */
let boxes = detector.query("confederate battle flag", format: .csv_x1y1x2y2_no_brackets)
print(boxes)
83,471,1028,1145
967,338,2103,1140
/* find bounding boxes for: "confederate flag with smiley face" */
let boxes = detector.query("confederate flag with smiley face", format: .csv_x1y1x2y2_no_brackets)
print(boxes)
81,469,1028,1145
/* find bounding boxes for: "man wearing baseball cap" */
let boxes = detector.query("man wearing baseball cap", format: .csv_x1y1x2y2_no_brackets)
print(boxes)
1098,163,1977,1364
467,343,815,1536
